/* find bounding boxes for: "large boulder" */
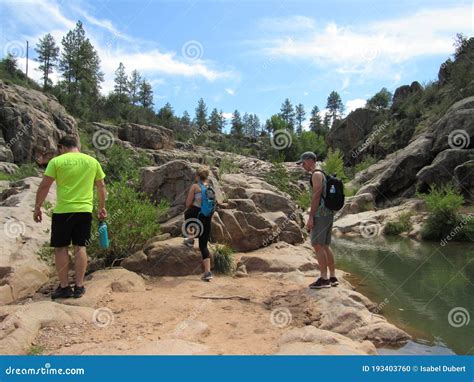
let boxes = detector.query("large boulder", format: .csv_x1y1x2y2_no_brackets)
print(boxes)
140,160,224,220
0,177,55,304
356,133,435,203
454,160,474,202
391,81,423,112
276,326,377,355
430,97,474,154
0,80,78,165
121,237,204,276
326,108,379,165
267,287,410,347
237,242,317,273
149,166,304,252
416,149,474,192
118,123,174,150
0,301,94,354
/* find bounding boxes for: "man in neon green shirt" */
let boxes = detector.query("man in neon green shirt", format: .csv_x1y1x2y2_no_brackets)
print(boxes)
34,136,107,299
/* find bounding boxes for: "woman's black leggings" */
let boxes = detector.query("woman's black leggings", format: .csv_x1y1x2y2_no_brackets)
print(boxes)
184,206,212,260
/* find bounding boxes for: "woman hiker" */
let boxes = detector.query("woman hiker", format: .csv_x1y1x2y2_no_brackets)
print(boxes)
183,166,216,281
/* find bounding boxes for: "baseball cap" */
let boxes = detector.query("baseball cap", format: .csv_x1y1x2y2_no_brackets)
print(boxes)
296,151,317,164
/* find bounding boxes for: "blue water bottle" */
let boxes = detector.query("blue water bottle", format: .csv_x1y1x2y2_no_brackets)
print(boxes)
98,221,109,249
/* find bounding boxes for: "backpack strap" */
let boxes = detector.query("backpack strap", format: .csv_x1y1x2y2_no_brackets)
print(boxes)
311,169,327,201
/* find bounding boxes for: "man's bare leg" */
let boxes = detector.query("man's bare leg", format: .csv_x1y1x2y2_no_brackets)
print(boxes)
313,244,328,279
73,246,87,287
54,247,70,287
324,245,336,278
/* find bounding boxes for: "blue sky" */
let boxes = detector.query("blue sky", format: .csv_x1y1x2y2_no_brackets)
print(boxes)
1,0,472,129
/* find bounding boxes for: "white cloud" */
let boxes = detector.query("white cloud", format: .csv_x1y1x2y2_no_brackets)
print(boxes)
222,112,233,120
260,5,472,75
345,98,366,114
2,0,234,95
225,88,235,95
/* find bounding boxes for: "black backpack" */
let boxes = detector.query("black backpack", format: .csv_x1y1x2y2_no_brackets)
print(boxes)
310,170,345,211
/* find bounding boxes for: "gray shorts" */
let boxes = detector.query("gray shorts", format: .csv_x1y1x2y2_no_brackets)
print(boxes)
311,214,334,246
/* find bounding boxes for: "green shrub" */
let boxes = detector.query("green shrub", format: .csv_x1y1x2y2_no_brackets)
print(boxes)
213,244,235,274
419,185,464,240
101,144,152,184
296,189,311,211
87,179,168,266
322,149,348,182
27,345,45,355
218,157,239,176
354,156,377,174
384,212,413,236
7,163,38,181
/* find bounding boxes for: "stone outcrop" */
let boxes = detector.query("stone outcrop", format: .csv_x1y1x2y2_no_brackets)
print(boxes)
326,108,379,165
141,161,304,252
121,237,204,276
0,80,78,165
118,123,174,150
0,178,55,305
276,326,377,355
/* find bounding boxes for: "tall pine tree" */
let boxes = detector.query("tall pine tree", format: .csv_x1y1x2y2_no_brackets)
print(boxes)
326,91,344,127
128,69,141,105
309,105,323,135
138,79,154,109
35,33,59,89
295,103,305,135
231,110,243,136
280,98,295,131
194,98,208,127
114,62,128,97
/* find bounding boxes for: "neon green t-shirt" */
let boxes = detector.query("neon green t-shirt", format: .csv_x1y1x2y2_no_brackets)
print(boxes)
44,152,106,213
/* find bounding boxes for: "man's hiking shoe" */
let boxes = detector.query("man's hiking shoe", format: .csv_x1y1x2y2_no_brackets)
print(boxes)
201,272,213,281
73,285,86,298
183,238,195,247
309,277,331,289
329,277,339,287
51,285,73,300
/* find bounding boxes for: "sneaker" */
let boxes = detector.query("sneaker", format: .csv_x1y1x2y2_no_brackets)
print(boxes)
73,285,86,298
329,277,339,287
183,238,195,247
51,284,73,300
201,272,213,281
309,277,331,289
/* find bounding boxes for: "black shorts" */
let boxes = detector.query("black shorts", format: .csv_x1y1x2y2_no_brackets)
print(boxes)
50,212,93,247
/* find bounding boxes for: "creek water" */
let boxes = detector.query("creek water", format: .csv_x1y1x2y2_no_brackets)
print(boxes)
332,236,474,355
